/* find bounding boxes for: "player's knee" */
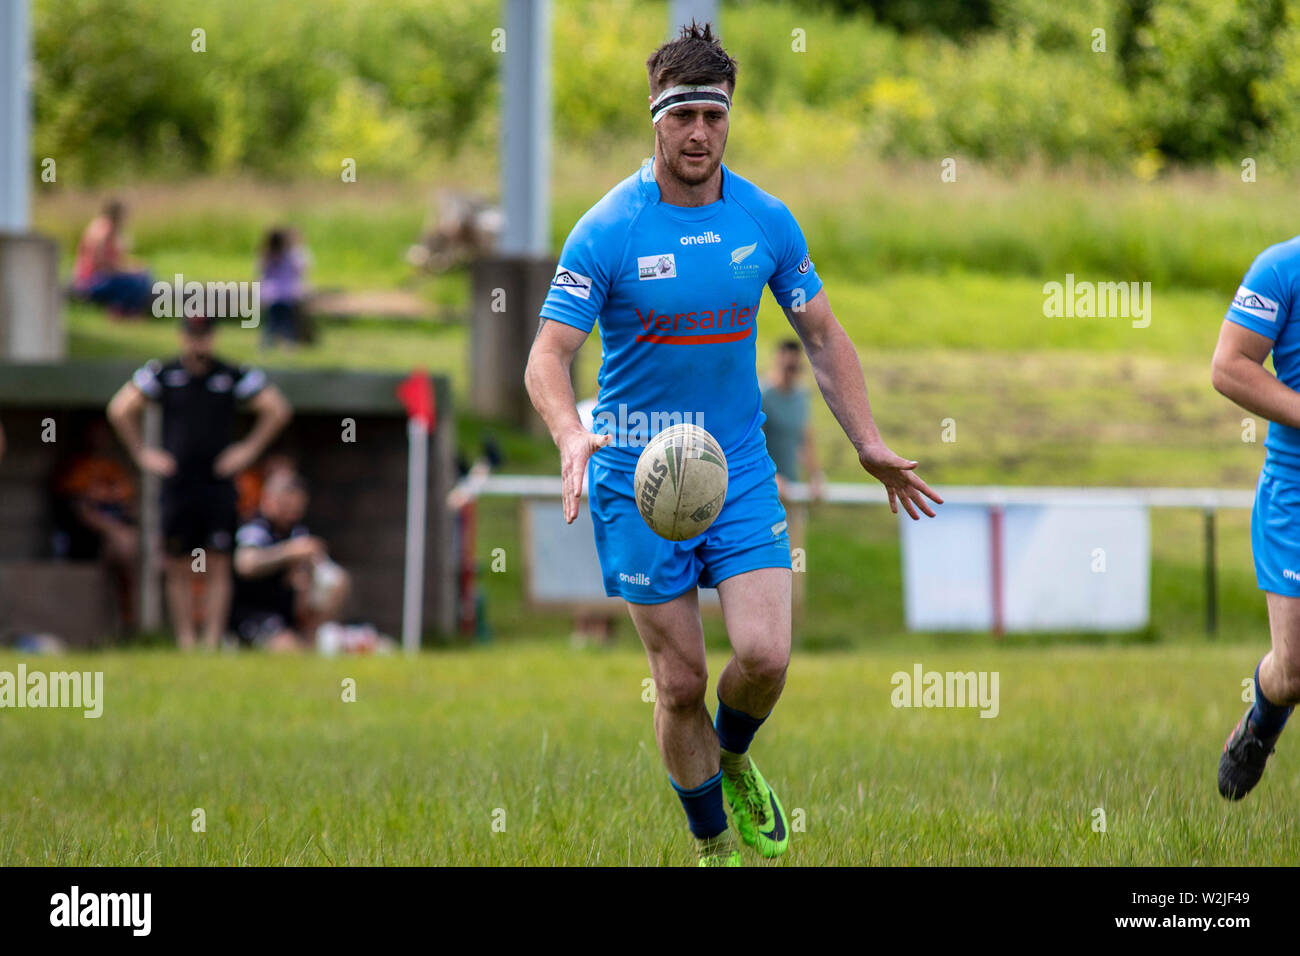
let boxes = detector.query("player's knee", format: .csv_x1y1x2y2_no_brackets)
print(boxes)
736,645,788,689
1267,655,1300,703
654,666,708,711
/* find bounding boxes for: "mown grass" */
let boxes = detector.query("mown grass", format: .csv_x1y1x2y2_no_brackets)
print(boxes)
0,643,1291,865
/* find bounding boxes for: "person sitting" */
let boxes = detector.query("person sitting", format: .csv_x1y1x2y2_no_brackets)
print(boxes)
72,199,154,316
52,419,139,632
229,470,349,652
258,227,310,349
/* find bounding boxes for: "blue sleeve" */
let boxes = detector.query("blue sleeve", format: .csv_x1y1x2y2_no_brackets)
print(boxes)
1226,250,1291,342
767,203,823,310
538,216,614,334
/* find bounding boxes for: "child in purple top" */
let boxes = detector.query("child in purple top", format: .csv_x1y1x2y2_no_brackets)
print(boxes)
259,228,309,348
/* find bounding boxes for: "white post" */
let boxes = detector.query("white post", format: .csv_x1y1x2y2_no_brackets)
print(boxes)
0,0,30,231
670,0,718,37
139,404,163,631
401,419,429,653
500,0,550,257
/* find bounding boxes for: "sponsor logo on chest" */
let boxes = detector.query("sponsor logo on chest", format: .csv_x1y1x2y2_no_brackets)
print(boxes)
638,254,677,280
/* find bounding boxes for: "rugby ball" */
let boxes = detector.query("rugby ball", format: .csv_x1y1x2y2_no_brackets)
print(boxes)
633,423,729,541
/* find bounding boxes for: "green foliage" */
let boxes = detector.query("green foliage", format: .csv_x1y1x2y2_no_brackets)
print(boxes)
805,0,997,36
32,0,497,182
1127,0,1287,163
31,0,1300,180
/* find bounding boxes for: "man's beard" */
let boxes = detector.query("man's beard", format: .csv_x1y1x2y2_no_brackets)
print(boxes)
660,136,726,187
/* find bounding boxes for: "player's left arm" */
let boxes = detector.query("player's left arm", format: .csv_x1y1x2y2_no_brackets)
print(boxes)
215,379,293,478
781,289,942,519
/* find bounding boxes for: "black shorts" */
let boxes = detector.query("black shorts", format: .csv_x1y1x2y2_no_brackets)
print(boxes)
161,478,237,557
230,609,292,647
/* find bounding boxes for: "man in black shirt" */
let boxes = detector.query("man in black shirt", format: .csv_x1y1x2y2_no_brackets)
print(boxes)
107,314,293,649
230,469,349,652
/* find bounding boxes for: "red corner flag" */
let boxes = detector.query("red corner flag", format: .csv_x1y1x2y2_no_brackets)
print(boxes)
397,369,436,432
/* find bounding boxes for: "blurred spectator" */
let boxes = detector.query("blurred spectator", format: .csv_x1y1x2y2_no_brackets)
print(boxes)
236,452,299,522
230,470,350,652
52,419,138,630
762,339,825,500
258,227,310,349
106,314,293,650
762,340,823,607
72,199,154,316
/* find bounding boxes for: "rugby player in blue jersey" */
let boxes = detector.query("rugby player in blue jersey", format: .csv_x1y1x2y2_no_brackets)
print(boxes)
525,22,942,864
1214,236,1300,799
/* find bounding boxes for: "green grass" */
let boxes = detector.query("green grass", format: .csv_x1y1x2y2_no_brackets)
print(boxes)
1,642,1293,865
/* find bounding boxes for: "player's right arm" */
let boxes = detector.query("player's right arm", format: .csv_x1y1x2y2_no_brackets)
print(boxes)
524,215,617,524
234,528,324,579
107,363,175,477
1212,249,1300,427
1211,322,1300,427
524,319,611,524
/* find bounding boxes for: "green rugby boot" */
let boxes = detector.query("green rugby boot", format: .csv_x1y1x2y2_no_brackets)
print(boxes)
696,830,742,866
721,755,789,858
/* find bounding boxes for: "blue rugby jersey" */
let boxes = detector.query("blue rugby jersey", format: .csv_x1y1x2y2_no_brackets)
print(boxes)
539,156,823,473
1225,233,1300,477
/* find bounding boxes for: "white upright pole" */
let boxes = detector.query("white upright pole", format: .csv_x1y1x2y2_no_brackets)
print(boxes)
0,0,30,232
670,0,718,37
500,0,550,257
401,419,429,654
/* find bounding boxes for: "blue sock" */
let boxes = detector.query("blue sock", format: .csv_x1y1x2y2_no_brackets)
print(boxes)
1250,661,1293,738
714,695,768,754
670,770,728,840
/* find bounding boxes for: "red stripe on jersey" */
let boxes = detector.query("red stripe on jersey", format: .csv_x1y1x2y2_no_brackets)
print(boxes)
634,327,754,345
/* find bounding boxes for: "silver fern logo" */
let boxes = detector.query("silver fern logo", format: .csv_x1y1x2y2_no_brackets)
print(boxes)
730,242,757,265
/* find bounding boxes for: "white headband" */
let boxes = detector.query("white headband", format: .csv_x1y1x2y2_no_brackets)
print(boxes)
650,84,731,125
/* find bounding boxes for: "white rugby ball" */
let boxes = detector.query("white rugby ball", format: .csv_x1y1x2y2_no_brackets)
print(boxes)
633,423,729,541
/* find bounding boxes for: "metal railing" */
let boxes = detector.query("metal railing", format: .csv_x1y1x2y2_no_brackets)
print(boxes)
465,475,1255,636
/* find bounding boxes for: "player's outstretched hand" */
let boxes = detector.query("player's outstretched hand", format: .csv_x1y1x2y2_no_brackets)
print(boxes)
559,429,613,523
858,440,943,520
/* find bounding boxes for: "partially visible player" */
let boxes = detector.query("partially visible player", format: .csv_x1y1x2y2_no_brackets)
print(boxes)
525,22,941,865
1212,234,1300,799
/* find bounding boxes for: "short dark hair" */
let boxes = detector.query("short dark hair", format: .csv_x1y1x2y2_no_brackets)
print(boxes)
777,338,802,354
646,21,738,96
263,227,290,259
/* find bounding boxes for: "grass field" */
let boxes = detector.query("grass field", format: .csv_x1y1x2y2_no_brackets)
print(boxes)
1,643,1294,866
